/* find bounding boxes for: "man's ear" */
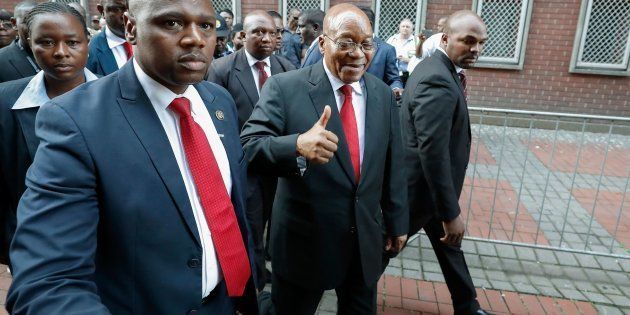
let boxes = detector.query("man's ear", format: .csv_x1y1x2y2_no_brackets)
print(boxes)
313,23,320,31
240,30,246,42
10,17,16,28
124,12,136,44
317,34,325,54
440,32,448,47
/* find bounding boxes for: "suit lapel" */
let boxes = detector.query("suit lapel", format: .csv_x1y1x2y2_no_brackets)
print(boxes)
9,56,34,78
116,63,201,246
233,50,259,108
195,85,238,182
95,34,118,74
308,63,355,184
359,76,384,187
437,52,472,140
269,55,282,75
12,107,39,159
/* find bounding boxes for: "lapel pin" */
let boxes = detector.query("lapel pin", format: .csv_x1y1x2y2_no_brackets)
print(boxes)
215,110,224,120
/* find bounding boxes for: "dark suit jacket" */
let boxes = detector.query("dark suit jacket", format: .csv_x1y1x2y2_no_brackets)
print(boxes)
0,77,38,265
86,31,119,76
207,49,295,129
400,51,471,234
0,39,39,83
241,62,408,290
280,31,302,69
302,38,403,89
7,62,257,314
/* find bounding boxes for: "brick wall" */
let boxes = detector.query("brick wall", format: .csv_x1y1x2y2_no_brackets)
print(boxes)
1,0,627,116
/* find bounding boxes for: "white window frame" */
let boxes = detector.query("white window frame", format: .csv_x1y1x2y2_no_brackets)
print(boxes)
569,0,630,76
372,0,427,40
213,0,241,24
472,0,533,70
280,0,329,27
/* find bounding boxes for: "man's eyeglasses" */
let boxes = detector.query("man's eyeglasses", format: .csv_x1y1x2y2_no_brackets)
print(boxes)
323,34,376,53
0,21,13,29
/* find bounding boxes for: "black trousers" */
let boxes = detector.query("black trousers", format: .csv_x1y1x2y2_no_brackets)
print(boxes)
271,241,377,315
422,217,480,314
245,174,276,288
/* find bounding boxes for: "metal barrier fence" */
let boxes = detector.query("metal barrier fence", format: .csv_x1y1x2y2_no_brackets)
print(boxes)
431,107,630,259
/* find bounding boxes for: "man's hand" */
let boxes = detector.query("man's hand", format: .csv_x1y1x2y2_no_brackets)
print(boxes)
393,88,404,99
384,234,408,255
296,105,339,164
440,215,465,246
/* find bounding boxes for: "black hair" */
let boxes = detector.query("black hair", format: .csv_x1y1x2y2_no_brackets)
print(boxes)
23,2,89,39
301,9,324,28
267,10,282,20
0,9,12,21
232,22,243,33
219,8,234,18
358,6,375,27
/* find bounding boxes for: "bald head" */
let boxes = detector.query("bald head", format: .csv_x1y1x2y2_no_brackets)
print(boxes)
443,10,485,36
441,10,487,69
243,10,274,32
323,3,372,37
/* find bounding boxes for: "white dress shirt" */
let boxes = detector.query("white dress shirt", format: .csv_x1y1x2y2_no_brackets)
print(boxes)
105,26,129,69
323,62,366,165
244,49,271,94
12,69,98,109
133,60,231,298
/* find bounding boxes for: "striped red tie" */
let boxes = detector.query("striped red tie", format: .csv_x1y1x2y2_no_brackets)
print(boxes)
339,85,361,183
169,97,251,297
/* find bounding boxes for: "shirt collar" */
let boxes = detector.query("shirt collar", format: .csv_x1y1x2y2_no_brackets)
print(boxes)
105,25,126,49
323,61,363,96
436,47,463,73
244,49,271,68
12,68,98,110
133,59,197,113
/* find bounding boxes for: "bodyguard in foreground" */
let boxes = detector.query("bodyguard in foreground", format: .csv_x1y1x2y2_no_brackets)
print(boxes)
7,0,257,314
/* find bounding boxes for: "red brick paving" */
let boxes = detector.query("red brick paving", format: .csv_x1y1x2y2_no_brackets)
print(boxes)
470,138,496,165
529,140,630,177
460,177,550,245
573,189,630,249
377,275,602,315
0,269,608,315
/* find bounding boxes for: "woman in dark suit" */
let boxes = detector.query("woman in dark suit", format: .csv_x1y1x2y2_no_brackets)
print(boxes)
0,2,97,267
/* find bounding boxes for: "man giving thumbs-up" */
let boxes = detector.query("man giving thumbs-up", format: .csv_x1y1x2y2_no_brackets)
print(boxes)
241,4,408,313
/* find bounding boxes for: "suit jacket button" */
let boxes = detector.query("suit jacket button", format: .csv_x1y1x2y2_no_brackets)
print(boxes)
187,310,198,315
350,226,357,234
188,258,200,268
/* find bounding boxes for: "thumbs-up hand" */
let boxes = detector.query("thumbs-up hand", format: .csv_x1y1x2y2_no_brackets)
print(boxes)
296,105,339,164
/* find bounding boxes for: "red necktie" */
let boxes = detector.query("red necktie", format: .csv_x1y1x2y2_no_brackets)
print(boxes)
458,71,467,102
123,42,133,60
255,61,268,91
169,97,250,297
339,85,361,183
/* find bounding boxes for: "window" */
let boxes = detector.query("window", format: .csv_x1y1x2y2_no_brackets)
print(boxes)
374,0,426,41
472,0,533,70
570,0,630,76
212,0,241,24
281,0,329,27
